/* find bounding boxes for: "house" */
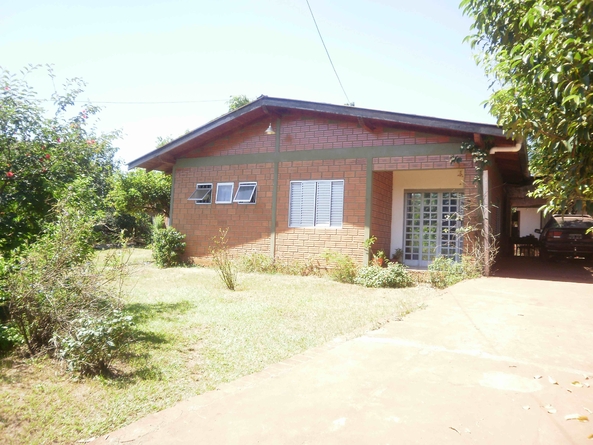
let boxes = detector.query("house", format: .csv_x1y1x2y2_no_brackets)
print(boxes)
129,97,529,269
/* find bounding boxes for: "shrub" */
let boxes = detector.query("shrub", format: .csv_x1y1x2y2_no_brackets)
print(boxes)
428,255,484,289
151,226,186,268
240,252,277,274
428,256,463,289
54,310,134,375
354,263,414,288
210,228,238,290
5,204,134,374
275,257,323,276
322,250,358,283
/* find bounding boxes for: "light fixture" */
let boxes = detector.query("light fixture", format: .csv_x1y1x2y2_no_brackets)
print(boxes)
264,123,275,135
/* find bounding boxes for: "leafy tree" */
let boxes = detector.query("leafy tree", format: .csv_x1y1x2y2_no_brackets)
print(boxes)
461,0,593,213
108,169,171,218
0,65,119,254
226,95,251,112
155,135,174,148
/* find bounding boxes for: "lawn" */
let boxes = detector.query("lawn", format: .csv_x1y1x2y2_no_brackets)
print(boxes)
0,248,439,444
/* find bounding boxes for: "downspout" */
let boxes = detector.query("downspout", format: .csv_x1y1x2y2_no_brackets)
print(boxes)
484,139,523,275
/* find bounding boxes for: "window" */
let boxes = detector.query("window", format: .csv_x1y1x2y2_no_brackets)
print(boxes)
188,183,212,204
403,191,464,267
234,182,257,204
289,180,344,228
216,182,234,204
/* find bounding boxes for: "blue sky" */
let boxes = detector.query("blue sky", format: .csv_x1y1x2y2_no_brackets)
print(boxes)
1,0,494,165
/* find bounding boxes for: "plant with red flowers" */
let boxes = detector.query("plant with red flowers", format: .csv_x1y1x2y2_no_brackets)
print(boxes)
0,65,120,254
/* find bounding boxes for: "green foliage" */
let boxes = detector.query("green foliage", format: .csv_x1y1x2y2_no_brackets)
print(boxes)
155,135,174,148
54,310,134,375
354,263,413,288
108,169,171,218
151,226,186,268
4,204,134,374
238,253,323,277
0,324,22,352
322,250,358,283
428,256,464,289
0,65,119,255
226,95,251,112
209,228,238,290
240,252,277,274
461,0,593,213
428,256,483,289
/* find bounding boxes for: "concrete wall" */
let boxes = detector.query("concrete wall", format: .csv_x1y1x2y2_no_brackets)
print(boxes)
518,207,542,237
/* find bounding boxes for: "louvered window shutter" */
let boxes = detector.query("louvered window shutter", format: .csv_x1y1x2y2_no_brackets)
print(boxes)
289,180,343,228
330,180,344,227
315,181,331,226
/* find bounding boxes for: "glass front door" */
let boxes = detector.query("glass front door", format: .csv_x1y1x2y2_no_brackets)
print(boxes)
404,192,464,267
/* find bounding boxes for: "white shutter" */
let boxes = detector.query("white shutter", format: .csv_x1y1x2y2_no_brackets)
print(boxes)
290,181,316,227
290,180,342,228
330,180,344,227
301,181,316,227
289,182,303,227
315,181,332,226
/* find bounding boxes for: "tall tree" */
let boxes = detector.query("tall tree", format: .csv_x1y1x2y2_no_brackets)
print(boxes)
108,169,171,218
0,66,119,254
461,0,593,213
226,95,251,112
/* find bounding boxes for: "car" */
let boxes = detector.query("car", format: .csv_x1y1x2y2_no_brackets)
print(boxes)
536,214,593,261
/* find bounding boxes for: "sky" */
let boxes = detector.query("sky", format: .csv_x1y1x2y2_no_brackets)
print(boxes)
1,0,495,166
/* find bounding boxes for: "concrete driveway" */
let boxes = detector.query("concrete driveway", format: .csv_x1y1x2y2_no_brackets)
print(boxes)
93,276,593,445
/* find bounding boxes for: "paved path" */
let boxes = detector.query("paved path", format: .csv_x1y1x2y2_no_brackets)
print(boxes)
92,277,593,444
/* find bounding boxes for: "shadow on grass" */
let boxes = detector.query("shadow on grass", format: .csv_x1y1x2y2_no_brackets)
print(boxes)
125,300,194,323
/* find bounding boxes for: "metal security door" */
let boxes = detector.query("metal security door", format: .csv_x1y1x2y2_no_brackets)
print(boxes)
404,192,463,267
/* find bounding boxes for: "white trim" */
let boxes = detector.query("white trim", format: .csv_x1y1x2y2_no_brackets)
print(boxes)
215,182,234,204
188,183,213,204
234,182,257,204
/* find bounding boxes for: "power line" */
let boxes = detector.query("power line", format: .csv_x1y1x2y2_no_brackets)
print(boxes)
305,0,352,105
40,99,227,105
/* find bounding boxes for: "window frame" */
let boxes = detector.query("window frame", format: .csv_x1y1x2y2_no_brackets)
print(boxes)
187,183,213,205
233,181,257,204
215,182,234,204
288,179,344,228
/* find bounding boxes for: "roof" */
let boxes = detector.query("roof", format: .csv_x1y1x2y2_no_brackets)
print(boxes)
130,96,526,180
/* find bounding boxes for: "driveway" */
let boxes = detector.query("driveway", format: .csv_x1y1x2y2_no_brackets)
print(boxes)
92,276,593,444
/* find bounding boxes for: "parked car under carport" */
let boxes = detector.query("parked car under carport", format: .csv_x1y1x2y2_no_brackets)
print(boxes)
536,214,593,261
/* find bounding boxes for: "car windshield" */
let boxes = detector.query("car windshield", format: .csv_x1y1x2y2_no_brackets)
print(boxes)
549,217,593,229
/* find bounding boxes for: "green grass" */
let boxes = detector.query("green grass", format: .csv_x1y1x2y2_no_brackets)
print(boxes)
0,248,438,444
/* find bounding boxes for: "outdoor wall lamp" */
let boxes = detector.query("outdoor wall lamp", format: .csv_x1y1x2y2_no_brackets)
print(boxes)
264,123,275,135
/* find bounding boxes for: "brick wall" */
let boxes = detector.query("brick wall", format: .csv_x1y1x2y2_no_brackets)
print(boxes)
172,163,274,261
170,113,481,266
280,115,451,151
275,159,368,264
186,120,276,158
370,171,393,258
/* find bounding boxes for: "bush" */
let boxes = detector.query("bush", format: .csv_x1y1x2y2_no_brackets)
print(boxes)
152,226,186,268
428,256,464,289
322,250,358,283
354,263,414,288
240,252,277,274
210,228,238,290
428,256,483,289
54,310,134,375
5,204,134,374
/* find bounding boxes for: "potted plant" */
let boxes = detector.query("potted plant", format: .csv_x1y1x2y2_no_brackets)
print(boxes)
373,250,388,267
392,248,403,263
